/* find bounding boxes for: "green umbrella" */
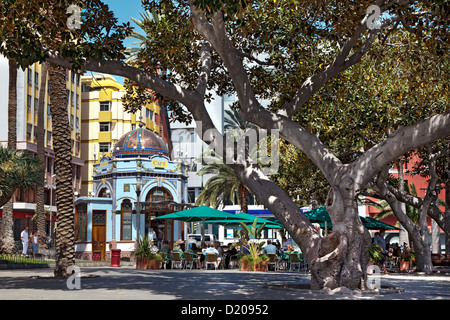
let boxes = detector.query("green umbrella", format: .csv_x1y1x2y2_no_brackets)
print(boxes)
154,206,241,243
205,212,283,229
303,206,332,230
360,216,398,230
154,206,240,222
303,206,398,231
204,219,283,229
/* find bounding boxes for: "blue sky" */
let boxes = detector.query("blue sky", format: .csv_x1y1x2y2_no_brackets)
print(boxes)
88,1,145,83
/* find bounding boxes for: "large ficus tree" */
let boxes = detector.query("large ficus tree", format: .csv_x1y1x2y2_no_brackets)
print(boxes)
45,0,449,289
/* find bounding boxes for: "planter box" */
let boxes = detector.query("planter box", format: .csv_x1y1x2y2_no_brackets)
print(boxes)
136,257,161,270
239,260,268,272
399,260,410,271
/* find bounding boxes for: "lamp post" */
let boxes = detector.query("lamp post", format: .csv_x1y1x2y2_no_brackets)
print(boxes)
132,181,142,246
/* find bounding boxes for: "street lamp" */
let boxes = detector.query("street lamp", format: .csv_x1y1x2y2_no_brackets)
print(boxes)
131,182,142,245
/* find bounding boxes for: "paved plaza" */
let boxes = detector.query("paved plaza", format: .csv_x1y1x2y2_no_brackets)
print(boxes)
0,265,449,301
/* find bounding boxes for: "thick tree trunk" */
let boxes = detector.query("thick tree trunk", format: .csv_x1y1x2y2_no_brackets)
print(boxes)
36,63,48,249
48,63,75,277
0,59,18,254
309,186,371,290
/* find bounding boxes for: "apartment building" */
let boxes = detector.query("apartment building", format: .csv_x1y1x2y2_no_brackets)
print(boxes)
0,56,83,240
80,74,163,196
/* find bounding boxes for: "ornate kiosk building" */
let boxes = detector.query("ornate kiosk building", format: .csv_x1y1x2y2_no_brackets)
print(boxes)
74,125,189,260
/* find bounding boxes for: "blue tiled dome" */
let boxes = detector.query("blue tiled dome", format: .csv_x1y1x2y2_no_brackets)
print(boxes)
113,127,169,158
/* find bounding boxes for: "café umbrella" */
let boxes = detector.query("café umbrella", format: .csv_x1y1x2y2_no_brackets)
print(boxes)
303,206,398,231
204,212,283,229
153,206,242,244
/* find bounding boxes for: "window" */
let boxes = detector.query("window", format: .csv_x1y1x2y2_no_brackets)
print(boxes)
47,131,52,146
47,104,51,117
75,204,87,241
34,98,39,113
146,108,153,120
99,101,111,112
27,95,32,111
92,210,106,225
76,94,80,108
99,122,110,132
34,71,39,87
27,69,32,84
26,123,32,140
46,157,52,173
99,142,110,153
121,200,133,240
71,92,74,105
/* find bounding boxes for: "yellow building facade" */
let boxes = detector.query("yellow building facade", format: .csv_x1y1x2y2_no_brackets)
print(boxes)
80,74,160,196
0,56,83,240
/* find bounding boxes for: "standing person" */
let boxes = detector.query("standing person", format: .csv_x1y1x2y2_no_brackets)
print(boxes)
20,226,29,256
31,230,39,259
374,229,388,273
157,228,164,249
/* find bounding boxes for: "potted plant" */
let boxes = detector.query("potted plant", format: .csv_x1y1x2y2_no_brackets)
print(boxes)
368,243,383,265
146,244,163,269
232,219,268,272
400,247,415,271
131,235,163,270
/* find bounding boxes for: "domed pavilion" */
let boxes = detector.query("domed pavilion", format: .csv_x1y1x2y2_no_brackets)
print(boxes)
74,126,189,261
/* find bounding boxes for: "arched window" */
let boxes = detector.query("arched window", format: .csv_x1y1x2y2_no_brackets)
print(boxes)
147,187,173,214
121,199,133,240
98,187,111,198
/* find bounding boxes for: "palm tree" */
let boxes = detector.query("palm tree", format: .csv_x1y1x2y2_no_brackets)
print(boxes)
0,59,18,254
0,147,43,208
48,63,74,277
35,63,48,249
195,151,252,213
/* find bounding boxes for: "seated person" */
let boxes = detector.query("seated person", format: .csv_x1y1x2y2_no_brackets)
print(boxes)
224,243,238,268
213,241,223,267
263,239,277,255
161,240,171,252
203,243,220,268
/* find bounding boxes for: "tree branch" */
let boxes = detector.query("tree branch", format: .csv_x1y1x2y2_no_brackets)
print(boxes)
194,42,212,97
352,110,450,191
46,50,201,108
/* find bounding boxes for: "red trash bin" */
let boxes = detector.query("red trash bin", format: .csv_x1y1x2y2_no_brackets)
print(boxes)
110,249,121,267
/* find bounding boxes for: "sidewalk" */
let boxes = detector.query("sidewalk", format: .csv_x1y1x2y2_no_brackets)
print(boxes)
1,265,449,300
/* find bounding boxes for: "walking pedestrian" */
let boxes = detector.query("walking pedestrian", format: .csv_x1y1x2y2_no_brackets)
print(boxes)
31,230,39,259
21,226,29,256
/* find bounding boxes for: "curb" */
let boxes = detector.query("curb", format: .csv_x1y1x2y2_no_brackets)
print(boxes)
0,261,135,270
